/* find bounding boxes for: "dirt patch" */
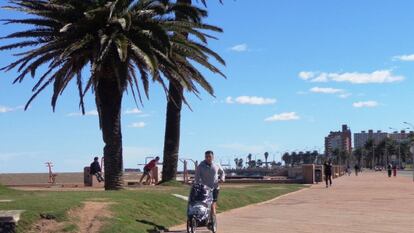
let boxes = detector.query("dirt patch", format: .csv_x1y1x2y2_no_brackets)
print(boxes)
28,219,67,233
68,202,113,233
29,202,113,233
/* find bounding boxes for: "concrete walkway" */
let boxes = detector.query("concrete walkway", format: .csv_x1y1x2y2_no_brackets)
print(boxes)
170,172,414,233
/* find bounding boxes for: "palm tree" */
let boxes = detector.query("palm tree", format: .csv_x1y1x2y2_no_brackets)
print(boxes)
264,152,269,168
332,149,340,165
385,138,397,165
282,152,291,167
291,152,299,166
311,150,319,164
364,139,375,169
1,0,219,190
162,0,225,181
353,148,363,166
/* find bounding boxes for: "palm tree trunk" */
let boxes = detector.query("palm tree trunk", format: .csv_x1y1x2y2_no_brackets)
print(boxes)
96,66,126,190
162,80,183,181
161,0,192,182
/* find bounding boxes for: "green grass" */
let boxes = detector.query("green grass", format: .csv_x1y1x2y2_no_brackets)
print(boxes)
0,183,304,233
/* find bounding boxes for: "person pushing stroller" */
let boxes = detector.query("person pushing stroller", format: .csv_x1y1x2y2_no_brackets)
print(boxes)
194,151,225,215
187,151,225,233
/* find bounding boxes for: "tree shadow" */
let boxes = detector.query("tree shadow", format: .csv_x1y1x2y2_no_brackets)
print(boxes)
136,219,167,233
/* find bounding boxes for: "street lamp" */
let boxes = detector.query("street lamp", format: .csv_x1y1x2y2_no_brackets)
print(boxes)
389,127,406,168
410,143,414,182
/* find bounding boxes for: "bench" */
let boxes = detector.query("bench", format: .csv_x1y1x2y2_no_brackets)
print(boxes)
0,210,24,233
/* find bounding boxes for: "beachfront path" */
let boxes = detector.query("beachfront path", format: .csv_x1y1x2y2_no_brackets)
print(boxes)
170,172,414,233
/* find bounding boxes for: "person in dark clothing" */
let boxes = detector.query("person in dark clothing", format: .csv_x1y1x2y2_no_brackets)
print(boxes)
387,163,392,178
324,160,333,188
392,164,397,177
346,165,351,176
354,164,359,176
90,157,104,182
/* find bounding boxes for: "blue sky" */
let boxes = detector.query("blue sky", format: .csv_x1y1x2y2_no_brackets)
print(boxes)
2,0,414,172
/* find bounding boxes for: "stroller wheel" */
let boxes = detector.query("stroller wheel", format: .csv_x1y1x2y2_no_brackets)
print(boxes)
187,217,197,233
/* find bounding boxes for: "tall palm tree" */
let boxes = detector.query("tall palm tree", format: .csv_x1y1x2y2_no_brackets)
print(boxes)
364,139,375,168
1,0,220,190
264,152,269,168
353,148,363,167
162,0,225,182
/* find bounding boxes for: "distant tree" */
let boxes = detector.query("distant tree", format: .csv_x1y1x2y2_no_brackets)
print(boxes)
234,158,239,169
311,150,319,164
303,151,312,164
353,148,363,166
339,150,348,166
238,158,244,169
257,159,263,168
331,148,340,164
282,152,291,167
291,152,299,166
364,139,375,168
298,151,305,164
264,152,269,168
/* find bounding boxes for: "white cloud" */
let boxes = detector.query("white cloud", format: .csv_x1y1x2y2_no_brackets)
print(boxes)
299,71,315,80
129,122,146,128
393,54,414,61
226,96,276,105
225,96,234,104
265,112,300,122
299,70,404,84
338,93,352,98
67,110,98,117
230,43,248,52
124,108,142,115
0,105,23,113
0,106,14,113
309,87,344,94
353,101,379,108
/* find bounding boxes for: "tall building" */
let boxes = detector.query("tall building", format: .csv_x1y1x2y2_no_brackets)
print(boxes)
388,130,413,143
354,130,413,149
354,130,388,149
325,124,352,156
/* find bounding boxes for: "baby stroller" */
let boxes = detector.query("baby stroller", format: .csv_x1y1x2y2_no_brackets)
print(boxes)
186,183,217,233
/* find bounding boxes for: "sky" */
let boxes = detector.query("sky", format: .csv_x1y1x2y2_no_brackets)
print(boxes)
2,0,414,172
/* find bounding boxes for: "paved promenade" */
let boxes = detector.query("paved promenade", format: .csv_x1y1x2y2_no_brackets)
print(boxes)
171,171,414,233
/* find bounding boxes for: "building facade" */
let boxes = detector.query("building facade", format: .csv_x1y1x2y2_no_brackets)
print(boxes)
325,125,352,156
354,130,413,149
389,130,413,143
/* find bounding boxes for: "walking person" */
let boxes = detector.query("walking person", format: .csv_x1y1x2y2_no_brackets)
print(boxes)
387,163,392,178
354,164,359,176
194,150,225,215
346,165,352,176
90,156,104,182
323,160,333,188
139,156,160,185
392,163,397,177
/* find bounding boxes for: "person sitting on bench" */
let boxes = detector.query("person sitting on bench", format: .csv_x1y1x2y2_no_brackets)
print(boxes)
90,157,104,183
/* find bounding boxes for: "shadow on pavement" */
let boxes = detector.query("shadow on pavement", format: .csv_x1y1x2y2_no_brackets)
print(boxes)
136,219,167,232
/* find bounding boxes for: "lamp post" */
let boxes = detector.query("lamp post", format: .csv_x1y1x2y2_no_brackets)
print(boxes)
389,127,407,168
410,144,414,182
404,122,414,175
